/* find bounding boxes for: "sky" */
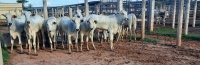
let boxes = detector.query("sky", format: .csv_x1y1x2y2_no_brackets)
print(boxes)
0,0,99,7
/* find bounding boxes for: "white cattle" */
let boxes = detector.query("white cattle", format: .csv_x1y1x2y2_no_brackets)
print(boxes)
122,13,137,41
2,13,25,53
23,11,45,55
108,10,129,42
73,9,83,18
79,18,96,51
154,10,169,25
46,17,58,52
87,14,122,50
60,16,80,53
73,10,96,51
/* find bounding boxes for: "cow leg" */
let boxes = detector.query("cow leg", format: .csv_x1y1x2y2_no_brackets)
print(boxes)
100,33,103,46
75,35,79,52
60,32,65,49
26,34,29,49
10,36,14,53
90,32,96,50
18,34,23,53
163,17,166,26
48,33,53,52
41,30,45,49
28,38,32,55
86,36,89,51
129,26,132,42
68,35,72,53
33,33,38,56
134,30,137,42
36,33,40,50
53,34,57,50
116,27,122,42
80,33,84,52
109,31,114,51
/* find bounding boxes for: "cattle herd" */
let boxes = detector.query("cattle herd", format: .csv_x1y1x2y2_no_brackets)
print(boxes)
1,9,168,56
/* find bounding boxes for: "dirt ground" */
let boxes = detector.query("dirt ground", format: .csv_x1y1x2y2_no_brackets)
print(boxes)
1,24,200,65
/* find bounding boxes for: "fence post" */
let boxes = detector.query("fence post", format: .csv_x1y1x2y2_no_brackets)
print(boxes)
0,41,3,65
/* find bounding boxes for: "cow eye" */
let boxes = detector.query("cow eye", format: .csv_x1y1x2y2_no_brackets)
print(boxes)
53,22,56,24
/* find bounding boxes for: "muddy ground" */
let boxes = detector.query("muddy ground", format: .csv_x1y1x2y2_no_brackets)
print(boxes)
1,24,200,65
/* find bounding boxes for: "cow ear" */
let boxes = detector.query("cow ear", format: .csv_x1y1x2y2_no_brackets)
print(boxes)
12,15,17,18
94,20,97,24
53,22,56,24
2,14,6,17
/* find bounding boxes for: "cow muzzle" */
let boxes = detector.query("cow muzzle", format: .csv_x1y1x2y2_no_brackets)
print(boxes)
76,29,79,31
77,16,80,18
8,23,12,26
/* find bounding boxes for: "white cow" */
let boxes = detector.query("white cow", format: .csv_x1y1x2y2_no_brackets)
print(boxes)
88,15,126,50
60,16,80,53
2,13,25,53
23,11,45,55
122,13,137,41
79,17,96,51
46,17,58,52
73,9,83,18
73,10,96,51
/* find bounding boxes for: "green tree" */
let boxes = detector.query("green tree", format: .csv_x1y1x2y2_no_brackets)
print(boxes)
16,0,28,10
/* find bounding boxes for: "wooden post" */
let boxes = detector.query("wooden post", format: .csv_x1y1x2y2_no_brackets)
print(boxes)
68,7,73,18
62,7,65,17
95,5,99,14
141,0,146,40
85,0,89,17
192,0,197,27
172,0,176,29
168,5,171,16
184,0,191,35
54,9,57,17
0,41,3,65
177,0,184,46
43,0,48,19
59,9,61,17
35,9,38,14
15,8,18,16
148,0,155,31
76,6,79,10
117,0,123,11
52,8,54,17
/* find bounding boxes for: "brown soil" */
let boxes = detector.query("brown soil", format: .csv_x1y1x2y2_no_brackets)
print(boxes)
1,25,200,65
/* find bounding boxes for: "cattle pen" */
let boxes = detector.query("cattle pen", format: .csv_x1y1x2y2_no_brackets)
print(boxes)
0,0,200,65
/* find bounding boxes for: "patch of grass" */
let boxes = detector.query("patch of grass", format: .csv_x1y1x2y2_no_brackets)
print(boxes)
147,28,200,41
2,47,10,65
196,25,200,28
153,28,176,33
0,27,10,65
129,35,160,45
182,34,200,40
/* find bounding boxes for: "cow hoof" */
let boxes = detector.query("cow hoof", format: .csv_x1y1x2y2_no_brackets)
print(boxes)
50,51,53,53
33,54,38,56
